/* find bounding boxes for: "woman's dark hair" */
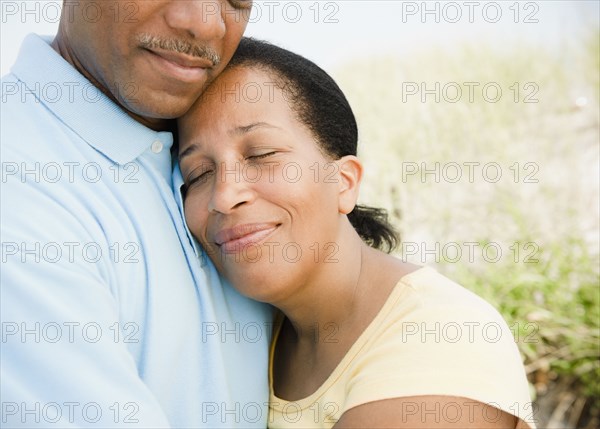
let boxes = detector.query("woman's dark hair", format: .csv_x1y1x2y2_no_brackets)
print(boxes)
227,37,399,252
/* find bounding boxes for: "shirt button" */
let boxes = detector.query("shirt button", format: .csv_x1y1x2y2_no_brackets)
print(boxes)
151,140,163,154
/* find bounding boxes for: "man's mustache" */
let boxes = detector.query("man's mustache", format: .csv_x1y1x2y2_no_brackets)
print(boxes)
137,34,221,67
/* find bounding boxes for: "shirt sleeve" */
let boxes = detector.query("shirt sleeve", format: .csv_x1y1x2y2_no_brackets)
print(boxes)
343,277,537,428
1,179,172,427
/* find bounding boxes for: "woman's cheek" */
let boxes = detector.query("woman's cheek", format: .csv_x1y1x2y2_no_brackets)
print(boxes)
184,199,205,240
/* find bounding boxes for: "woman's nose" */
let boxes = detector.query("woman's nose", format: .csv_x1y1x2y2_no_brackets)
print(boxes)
207,162,256,214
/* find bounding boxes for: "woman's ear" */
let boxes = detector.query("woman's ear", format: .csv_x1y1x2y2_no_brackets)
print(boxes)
336,155,363,215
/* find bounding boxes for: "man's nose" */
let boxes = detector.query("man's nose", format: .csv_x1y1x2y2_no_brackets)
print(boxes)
207,164,255,214
164,0,226,41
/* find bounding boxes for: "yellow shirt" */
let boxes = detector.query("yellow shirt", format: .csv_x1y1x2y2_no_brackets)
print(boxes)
268,267,535,428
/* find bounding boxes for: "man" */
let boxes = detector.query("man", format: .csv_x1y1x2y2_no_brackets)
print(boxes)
1,1,271,426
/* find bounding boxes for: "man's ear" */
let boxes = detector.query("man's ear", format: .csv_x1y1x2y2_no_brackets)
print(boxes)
336,155,363,215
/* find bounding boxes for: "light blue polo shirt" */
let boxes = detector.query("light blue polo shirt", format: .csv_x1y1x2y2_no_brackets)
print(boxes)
1,34,272,428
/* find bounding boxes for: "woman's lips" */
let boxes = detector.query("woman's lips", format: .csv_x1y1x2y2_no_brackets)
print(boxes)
214,223,279,254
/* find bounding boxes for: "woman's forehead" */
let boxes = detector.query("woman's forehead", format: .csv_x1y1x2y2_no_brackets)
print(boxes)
184,66,293,124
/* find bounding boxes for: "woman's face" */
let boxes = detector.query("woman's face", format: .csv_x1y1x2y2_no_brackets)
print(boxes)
178,66,349,303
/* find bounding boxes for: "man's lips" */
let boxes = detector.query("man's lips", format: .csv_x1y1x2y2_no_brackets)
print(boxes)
143,48,212,82
214,223,280,254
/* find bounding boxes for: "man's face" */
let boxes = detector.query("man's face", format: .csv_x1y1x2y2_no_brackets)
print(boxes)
61,0,252,121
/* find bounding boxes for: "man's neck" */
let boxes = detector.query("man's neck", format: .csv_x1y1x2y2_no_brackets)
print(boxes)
50,30,172,132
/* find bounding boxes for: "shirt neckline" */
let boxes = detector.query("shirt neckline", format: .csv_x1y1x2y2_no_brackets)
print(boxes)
268,265,431,410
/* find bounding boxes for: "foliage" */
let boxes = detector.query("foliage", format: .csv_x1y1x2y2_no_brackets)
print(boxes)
334,28,599,429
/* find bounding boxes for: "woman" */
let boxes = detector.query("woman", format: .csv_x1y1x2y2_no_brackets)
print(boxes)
177,38,535,428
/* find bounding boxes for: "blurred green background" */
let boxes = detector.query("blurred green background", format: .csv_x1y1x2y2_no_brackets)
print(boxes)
334,25,599,429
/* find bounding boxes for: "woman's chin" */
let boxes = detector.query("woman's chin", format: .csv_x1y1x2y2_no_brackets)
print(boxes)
224,271,286,305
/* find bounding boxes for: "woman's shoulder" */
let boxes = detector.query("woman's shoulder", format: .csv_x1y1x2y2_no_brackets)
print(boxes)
389,265,507,325
343,264,535,427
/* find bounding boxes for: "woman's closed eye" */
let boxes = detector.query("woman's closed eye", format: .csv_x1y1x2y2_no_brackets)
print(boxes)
247,151,277,161
184,152,278,191
186,168,215,188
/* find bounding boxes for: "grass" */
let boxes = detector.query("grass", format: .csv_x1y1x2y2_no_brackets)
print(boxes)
334,27,600,429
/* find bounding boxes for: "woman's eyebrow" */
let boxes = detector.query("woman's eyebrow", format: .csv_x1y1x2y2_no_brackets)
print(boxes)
230,122,279,136
179,144,200,161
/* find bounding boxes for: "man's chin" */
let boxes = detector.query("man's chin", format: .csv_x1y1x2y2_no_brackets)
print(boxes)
119,94,199,128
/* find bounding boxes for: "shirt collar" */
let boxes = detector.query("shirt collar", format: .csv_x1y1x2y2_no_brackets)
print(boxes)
173,163,204,258
10,34,172,165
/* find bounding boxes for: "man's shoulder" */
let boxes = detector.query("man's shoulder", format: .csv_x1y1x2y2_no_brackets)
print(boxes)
2,71,58,116
1,72,17,87
2,33,91,155
2,77,79,160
